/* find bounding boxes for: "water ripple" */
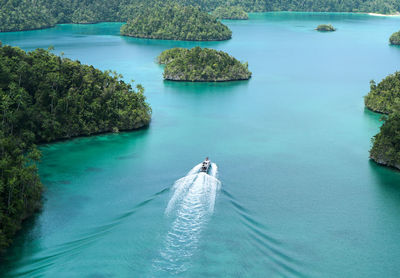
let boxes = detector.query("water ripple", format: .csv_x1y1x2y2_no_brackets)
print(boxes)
153,163,221,275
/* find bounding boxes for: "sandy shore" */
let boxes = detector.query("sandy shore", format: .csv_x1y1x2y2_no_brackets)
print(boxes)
367,12,400,17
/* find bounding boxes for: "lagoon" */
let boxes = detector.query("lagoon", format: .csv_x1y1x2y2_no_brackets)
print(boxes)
1,12,400,277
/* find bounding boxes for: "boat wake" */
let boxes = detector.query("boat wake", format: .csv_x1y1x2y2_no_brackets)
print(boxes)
153,162,221,275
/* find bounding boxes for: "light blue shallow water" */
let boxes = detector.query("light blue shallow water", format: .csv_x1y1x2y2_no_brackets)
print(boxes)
1,12,400,277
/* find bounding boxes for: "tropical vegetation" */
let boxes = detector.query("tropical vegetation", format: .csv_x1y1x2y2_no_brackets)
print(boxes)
370,112,400,170
389,31,400,45
0,43,151,252
316,24,336,31
120,4,232,41
365,72,400,114
212,6,248,20
1,0,400,32
158,47,252,81
366,72,400,170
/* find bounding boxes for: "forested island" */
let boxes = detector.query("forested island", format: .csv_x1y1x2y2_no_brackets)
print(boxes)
365,72,400,170
1,0,400,32
316,24,336,31
212,6,248,20
120,5,232,41
0,43,151,252
370,112,400,170
389,31,400,45
158,47,251,81
365,73,400,114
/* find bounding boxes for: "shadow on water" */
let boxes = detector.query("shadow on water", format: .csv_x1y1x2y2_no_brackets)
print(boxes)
120,35,231,49
221,188,306,277
85,167,103,173
116,153,136,160
369,160,400,193
163,78,251,88
162,78,251,99
0,212,42,272
0,187,170,277
39,128,150,179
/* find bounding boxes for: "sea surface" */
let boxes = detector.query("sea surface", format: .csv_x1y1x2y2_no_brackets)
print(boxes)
1,12,400,277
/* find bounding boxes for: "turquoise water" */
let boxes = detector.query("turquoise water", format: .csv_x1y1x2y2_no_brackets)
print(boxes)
1,12,400,277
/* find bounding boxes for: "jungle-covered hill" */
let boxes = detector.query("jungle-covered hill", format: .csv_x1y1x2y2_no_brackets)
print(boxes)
120,5,232,41
365,72,400,114
370,112,400,170
212,6,248,19
158,47,251,81
1,0,400,32
365,71,400,170
389,31,400,45
0,43,151,252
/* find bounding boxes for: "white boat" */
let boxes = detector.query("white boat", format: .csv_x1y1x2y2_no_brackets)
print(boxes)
200,157,211,173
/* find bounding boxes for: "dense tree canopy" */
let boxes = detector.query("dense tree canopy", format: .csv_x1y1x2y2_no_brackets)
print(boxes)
316,24,336,31
0,43,151,252
370,112,400,170
120,5,232,41
366,71,400,170
158,47,251,81
389,31,400,45
365,72,400,114
179,0,400,13
212,6,248,19
1,0,400,32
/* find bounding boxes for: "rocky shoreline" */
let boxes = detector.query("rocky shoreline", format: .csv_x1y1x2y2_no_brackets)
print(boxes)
158,47,252,82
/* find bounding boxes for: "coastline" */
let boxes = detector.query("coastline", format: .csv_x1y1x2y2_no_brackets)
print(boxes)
3,11,400,33
367,12,400,17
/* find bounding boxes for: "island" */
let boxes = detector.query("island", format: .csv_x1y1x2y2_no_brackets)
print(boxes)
316,24,336,31
212,6,249,20
370,112,400,170
2,0,400,32
157,47,252,81
364,72,400,114
389,31,400,45
0,43,151,253
365,71,400,170
120,4,232,41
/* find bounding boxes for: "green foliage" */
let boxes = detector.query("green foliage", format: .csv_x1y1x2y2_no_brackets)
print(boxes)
370,112,400,169
120,4,232,41
366,71,400,169
179,0,400,13
316,24,336,31
212,6,248,19
0,44,151,252
158,47,252,81
389,31,400,45
2,0,400,32
365,72,400,114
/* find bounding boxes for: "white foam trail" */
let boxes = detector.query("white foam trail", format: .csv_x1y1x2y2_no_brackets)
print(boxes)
153,162,221,274
209,163,218,179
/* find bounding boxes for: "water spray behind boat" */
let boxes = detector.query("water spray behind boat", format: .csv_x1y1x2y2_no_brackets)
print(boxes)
153,158,221,274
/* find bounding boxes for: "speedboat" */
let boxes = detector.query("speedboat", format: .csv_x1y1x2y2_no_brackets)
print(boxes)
200,157,211,173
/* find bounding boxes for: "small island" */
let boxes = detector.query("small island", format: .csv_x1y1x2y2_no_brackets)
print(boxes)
158,47,252,82
212,6,249,20
364,72,400,114
120,4,232,41
389,31,400,45
316,24,336,32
